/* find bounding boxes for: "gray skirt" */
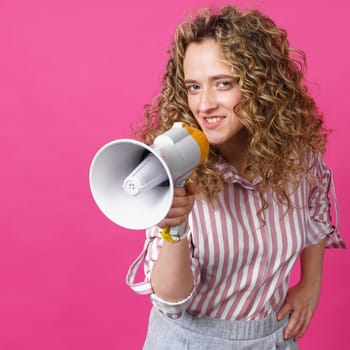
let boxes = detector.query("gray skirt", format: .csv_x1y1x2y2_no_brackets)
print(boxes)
143,307,299,350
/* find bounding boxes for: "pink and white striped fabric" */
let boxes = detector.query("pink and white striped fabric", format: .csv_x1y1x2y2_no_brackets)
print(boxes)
126,155,344,320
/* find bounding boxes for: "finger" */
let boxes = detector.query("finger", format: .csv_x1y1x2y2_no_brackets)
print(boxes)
158,185,195,228
171,195,190,209
294,309,313,340
159,216,188,228
277,303,292,321
284,308,303,340
173,186,195,213
185,182,197,195
166,205,189,218
173,186,188,197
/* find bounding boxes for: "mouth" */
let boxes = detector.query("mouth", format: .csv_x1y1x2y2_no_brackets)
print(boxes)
202,115,226,127
205,117,223,124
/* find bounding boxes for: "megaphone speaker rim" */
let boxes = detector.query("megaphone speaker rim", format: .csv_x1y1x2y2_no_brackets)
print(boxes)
89,139,174,230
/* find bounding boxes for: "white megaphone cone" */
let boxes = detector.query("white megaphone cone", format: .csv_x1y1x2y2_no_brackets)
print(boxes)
89,122,209,231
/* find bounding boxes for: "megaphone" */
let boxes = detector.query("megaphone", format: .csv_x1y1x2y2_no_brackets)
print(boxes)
89,122,209,230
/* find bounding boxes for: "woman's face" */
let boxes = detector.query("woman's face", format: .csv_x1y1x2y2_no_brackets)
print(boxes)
183,38,244,149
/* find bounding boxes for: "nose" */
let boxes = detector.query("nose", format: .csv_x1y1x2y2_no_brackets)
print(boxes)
198,88,218,113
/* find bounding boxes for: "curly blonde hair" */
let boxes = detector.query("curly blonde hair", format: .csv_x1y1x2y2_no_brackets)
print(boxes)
134,5,329,212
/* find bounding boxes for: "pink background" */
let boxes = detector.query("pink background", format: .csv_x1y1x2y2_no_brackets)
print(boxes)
1,0,349,349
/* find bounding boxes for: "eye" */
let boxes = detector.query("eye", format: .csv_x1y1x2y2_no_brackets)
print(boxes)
216,80,233,89
186,84,201,94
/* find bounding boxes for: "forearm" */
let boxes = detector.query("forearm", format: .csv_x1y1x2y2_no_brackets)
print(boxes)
150,238,194,302
299,237,327,286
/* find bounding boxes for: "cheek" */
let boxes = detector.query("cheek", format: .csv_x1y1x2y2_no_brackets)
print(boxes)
187,95,195,111
185,97,199,124
187,96,199,119
222,94,240,111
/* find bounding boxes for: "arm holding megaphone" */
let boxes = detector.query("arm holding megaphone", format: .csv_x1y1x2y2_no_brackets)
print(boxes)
150,182,198,303
89,122,209,303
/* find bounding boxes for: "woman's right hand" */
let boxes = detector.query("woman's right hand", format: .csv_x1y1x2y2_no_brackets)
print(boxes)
157,182,196,230
152,183,196,301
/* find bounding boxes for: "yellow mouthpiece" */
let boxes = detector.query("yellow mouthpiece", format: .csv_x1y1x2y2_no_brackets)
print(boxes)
181,123,209,164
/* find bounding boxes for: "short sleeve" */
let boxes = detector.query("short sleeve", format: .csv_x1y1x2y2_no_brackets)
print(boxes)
307,156,345,248
126,226,201,318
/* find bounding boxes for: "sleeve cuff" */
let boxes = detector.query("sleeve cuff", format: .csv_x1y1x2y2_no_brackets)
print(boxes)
150,289,195,319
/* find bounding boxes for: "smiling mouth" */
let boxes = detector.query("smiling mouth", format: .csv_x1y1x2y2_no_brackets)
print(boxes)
204,116,225,124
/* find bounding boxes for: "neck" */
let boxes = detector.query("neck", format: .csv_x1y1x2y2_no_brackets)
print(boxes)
216,128,250,177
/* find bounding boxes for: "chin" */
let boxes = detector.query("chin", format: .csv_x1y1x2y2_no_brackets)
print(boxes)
208,139,225,146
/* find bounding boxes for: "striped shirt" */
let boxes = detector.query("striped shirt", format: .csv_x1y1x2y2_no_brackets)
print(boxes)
126,155,344,320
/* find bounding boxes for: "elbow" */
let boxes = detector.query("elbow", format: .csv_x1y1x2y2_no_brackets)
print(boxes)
150,267,194,303
151,280,194,303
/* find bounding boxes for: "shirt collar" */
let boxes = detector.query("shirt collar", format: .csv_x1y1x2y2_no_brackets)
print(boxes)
214,156,261,189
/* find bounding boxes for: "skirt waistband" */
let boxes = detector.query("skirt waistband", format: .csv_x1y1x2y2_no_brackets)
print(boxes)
163,309,289,341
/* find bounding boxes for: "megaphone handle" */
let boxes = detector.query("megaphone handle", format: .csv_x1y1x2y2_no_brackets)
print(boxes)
170,223,186,237
159,179,189,243
160,224,188,243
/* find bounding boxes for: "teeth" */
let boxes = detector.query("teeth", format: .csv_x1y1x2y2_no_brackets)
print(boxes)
206,117,222,124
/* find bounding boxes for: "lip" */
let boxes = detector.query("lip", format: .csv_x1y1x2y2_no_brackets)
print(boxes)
202,115,226,129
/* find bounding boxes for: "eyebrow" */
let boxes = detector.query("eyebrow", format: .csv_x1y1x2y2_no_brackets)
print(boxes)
184,74,234,84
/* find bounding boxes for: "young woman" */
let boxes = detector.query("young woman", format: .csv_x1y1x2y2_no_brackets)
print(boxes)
127,5,344,349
